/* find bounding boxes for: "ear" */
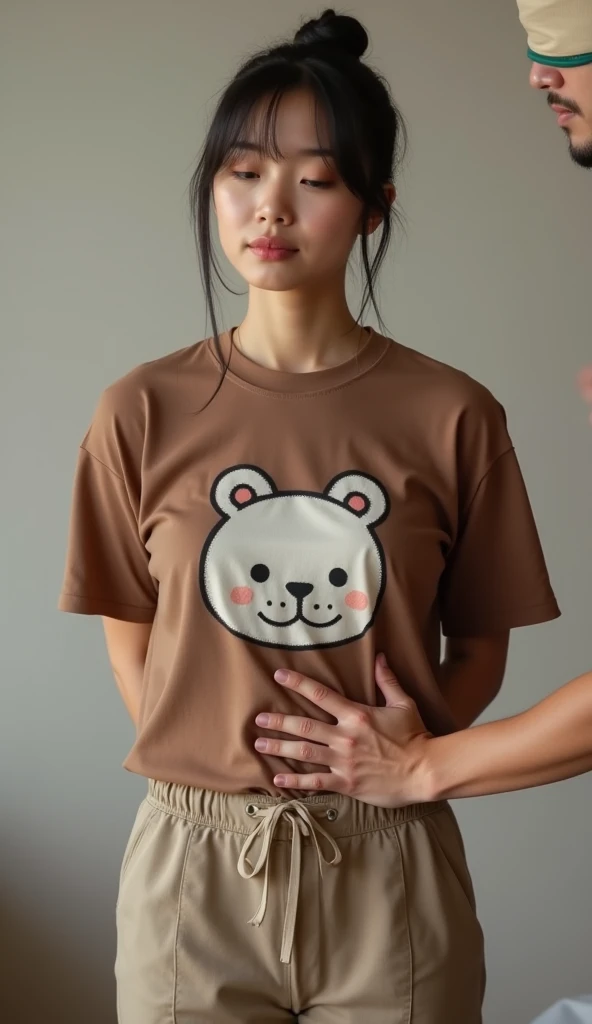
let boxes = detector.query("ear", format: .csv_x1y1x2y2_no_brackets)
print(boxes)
324,472,389,528
360,182,397,237
211,465,277,517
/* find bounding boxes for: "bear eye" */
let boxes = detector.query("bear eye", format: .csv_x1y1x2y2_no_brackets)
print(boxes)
329,568,348,587
251,563,270,583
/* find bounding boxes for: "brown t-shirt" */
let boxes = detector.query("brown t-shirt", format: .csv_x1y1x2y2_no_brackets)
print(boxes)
58,328,560,794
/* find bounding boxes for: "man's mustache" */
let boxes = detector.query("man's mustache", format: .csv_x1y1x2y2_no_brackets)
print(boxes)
547,91,583,117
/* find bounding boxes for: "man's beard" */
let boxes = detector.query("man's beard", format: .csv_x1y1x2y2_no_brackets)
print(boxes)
547,91,592,169
568,135,592,169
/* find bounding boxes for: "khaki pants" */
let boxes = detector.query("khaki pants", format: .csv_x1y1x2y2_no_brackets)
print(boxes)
115,780,485,1023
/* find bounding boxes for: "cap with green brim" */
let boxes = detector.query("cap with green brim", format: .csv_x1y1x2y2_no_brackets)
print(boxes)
518,0,592,66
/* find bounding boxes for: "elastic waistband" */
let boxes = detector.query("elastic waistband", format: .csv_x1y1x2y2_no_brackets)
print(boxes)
147,779,447,839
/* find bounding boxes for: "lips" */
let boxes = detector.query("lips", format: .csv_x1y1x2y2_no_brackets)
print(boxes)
550,104,576,125
248,236,297,251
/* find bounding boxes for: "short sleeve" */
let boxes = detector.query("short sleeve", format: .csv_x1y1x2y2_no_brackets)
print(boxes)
58,387,157,623
439,447,560,638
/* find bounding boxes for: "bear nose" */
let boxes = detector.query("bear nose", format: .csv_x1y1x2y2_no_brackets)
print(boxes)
286,582,314,600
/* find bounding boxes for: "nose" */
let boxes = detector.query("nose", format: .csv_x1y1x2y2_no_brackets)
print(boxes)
529,61,565,90
286,582,314,600
256,175,294,226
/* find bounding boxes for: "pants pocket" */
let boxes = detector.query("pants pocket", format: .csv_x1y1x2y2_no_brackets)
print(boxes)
396,806,485,1023
118,799,158,894
115,804,194,1024
426,804,479,914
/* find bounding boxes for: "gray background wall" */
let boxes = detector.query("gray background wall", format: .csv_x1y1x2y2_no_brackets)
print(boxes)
2,1,591,1021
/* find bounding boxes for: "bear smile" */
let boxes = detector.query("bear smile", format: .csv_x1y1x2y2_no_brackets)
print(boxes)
258,581,343,630
258,606,343,629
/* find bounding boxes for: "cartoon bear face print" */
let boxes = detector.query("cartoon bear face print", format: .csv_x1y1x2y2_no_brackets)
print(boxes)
199,465,390,650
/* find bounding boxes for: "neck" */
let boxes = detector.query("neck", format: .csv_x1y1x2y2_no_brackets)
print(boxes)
234,282,365,373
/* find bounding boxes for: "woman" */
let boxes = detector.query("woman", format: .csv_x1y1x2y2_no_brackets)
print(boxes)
58,9,560,1023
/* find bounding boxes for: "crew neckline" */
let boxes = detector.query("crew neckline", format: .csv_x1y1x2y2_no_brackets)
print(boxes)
206,326,391,396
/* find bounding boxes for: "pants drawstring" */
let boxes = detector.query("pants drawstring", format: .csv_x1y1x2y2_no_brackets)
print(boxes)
237,800,342,964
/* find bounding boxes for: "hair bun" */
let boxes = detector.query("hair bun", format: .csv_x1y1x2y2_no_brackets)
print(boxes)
294,8,368,60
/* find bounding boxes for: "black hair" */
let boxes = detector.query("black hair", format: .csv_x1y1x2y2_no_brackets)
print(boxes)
188,8,407,396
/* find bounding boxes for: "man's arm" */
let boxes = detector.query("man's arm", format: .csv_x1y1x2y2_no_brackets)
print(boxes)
419,670,592,799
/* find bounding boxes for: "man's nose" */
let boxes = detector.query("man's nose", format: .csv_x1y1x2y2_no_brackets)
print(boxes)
529,61,565,90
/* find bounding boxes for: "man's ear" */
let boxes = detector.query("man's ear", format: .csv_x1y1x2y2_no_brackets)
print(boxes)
360,182,397,237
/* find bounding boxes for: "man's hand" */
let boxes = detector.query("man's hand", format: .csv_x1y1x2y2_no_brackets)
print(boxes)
254,654,434,808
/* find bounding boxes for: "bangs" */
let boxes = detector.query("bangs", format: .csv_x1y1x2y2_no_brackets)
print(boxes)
209,62,376,196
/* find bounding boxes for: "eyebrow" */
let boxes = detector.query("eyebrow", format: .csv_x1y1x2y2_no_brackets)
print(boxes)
233,141,335,157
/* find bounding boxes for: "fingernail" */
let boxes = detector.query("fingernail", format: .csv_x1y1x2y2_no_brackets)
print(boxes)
275,775,286,786
256,714,270,726
274,670,289,683
377,652,387,667
255,738,267,751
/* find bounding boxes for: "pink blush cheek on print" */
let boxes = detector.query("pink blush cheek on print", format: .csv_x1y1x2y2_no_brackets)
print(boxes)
230,586,254,605
344,590,369,611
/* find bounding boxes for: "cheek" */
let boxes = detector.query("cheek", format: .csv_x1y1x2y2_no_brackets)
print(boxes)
231,586,254,605
344,590,369,611
213,182,250,243
301,193,361,249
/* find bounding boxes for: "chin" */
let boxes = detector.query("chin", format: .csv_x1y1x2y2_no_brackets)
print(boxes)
241,264,324,291
568,136,592,169
243,272,308,292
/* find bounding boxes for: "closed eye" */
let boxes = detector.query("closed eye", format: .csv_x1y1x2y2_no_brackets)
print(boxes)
304,180,334,189
231,172,334,189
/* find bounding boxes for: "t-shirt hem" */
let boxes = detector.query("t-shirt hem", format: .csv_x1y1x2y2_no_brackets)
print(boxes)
442,599,561,638
58,593,156,623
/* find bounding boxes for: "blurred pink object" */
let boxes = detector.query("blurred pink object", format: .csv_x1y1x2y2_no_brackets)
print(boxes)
577,366,592,423
577,365,592,401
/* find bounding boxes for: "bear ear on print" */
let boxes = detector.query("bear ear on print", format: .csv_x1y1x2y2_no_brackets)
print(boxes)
211,465,278,518
324,472,390,529
211,465,390,526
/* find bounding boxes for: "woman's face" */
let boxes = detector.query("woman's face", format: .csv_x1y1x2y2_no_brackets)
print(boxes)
212,89,374,293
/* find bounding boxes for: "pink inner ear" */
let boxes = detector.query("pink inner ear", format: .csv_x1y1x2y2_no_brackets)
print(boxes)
348,494,367,513
235,487,254,505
